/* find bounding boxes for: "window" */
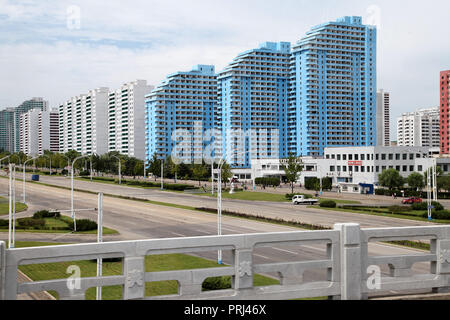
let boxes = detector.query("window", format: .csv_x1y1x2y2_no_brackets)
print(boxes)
337,166,341,172
418,165,423,172
349,154,353,160
381,154,386,160
389,154,394,160
376,154,379,160
409,154,414,160
376,166,379,172
355,154,359,161
410,165,414,172
361,166,365,173
403,165,407,172
361,154,365,161
396,154,401,160
343,155,347,161
403,154,407,160
330,166,335,172
355,166,359,172
382,166,387,171
337,154,341,161
343,166,347,172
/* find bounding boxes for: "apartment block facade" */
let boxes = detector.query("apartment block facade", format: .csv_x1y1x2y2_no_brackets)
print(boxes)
145,65,217,164
288,16,377,157
397,107,440,148
19,109,59,155
217,42,290,168
58,88,109,155
14,98,49,153
0,108,15,153
108,80,153,160
440,70,450,154
376,89,390,146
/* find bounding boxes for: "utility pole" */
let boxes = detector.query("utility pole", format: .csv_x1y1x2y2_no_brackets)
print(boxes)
96,193,103,300
161,159,164,190
8,164,12,249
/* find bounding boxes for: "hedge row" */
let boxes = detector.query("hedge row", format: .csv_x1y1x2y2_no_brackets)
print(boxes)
375,188,450,199
423,210,450,220
117,179,198,191
255,177,281,187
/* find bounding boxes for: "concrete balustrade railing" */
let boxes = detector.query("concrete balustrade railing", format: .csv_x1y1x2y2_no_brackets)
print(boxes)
1,223,450,300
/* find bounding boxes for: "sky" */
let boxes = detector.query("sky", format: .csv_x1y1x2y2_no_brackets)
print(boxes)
1,0,449,140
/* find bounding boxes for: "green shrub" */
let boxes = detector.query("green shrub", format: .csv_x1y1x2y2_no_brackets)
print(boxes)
423,210,450,220
432,202,444,211
79,170,90,176
69,219,97,231
413,202,444,211
320,200,337,208
0,219,9,228
33,210,61,219
202,276,231,291
411,202,427,211
388,206,411,214
18,218,45,228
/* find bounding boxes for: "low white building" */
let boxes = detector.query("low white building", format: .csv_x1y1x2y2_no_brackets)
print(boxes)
231,146,440,194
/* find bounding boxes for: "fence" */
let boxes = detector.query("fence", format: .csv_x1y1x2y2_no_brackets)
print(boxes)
0,223,449,300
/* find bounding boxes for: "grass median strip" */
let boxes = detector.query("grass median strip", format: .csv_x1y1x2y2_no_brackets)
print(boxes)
0,197,28,216
15,241,279,300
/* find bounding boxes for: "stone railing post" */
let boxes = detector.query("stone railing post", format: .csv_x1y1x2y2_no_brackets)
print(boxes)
233,249,253,290
431,227,450,293
335,223,363,300
0,241,4,300
123,256,146,300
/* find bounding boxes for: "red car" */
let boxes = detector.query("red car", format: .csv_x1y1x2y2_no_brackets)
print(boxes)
402,197,423,205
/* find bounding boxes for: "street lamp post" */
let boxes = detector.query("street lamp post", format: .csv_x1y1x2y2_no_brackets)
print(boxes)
111,155,121,185
23,156,40,204
160,159,164,190
96,193,103,300
71,155,90,231
216,151,250,264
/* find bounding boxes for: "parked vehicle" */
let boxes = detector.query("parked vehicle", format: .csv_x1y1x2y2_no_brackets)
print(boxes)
402,197,423,205
292,195,319,205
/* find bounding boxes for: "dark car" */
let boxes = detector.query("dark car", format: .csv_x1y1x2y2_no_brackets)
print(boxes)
402,197,423,205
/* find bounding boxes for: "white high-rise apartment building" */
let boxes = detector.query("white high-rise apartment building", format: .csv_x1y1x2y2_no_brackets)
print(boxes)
20,109,59,155
59,88,109,155
108,80,153,160
397,107,440,148
376,89,390,146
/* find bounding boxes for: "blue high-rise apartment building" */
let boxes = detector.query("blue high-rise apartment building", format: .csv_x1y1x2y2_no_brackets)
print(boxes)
144,16,377,167
145,65,217,164
217,42,290,168
288,16,377,157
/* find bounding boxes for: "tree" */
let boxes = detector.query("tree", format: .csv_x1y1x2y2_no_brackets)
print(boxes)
193,164,207,186
378,169,404,191
133,161,144,178
437,175,450,192
283,154,304,194
406,172,424,191
220,162,233,188
148,154,162,180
